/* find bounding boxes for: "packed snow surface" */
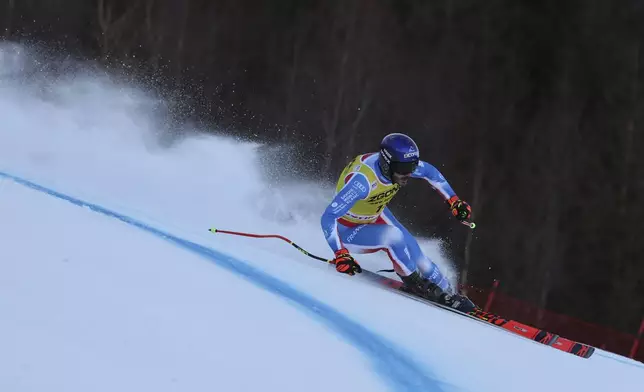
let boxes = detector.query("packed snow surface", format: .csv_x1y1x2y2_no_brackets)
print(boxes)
1,43,643,391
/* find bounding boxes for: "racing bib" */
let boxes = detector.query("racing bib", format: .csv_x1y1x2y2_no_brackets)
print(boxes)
334,154,400,224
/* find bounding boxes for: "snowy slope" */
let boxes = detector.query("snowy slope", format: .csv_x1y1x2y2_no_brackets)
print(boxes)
1,43,643,392
0,175,393,392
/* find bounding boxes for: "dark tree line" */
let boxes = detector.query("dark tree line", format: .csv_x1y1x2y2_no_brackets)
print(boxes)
2,0,643,335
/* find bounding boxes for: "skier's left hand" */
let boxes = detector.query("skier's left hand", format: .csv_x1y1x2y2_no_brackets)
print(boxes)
448,196,472,222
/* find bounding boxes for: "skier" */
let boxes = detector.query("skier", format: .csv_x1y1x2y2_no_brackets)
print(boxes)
320,133,478,312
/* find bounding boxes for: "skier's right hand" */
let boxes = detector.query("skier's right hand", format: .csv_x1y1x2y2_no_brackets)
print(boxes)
448,196,472,222
332,248,362,276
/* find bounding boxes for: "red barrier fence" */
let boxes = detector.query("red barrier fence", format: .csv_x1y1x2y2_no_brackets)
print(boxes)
461,281,644,363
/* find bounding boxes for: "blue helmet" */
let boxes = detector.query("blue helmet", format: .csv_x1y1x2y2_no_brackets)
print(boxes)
378,133,420,180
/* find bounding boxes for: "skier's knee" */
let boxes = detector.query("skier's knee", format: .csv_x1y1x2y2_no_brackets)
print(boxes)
381,225,404,247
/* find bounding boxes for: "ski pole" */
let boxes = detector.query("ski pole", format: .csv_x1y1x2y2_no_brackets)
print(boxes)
461,220,476,229
208,228,331,263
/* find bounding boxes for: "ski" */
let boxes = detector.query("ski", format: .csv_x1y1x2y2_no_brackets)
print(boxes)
551,337,596,358
206,228,596,359
358,269,595,358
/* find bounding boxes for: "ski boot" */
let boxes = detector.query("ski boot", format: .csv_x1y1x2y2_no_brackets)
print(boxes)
400,272,478,313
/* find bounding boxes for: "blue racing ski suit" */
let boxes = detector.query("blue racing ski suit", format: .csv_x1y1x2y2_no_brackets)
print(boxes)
320,152,459,291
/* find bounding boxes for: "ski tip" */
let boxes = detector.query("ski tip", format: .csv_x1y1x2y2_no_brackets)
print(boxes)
208,228,217,233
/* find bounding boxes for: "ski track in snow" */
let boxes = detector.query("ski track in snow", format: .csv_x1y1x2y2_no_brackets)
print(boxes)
0,170,446,392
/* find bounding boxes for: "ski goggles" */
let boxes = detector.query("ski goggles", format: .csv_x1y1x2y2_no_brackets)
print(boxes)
390,159,419,175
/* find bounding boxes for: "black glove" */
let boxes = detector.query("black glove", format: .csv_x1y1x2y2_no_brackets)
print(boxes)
448,196,472,222
332,249,362,276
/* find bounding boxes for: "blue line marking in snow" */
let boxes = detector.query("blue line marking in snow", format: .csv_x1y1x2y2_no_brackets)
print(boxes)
0,171,447,392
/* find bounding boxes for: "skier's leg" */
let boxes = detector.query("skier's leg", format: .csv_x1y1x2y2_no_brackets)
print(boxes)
336,220,418,277
380,207,451,292
337,216,477,312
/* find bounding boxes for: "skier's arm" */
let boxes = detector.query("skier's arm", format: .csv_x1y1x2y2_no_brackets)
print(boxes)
320,173,371,253
413,160,473,221
412,160,458,202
